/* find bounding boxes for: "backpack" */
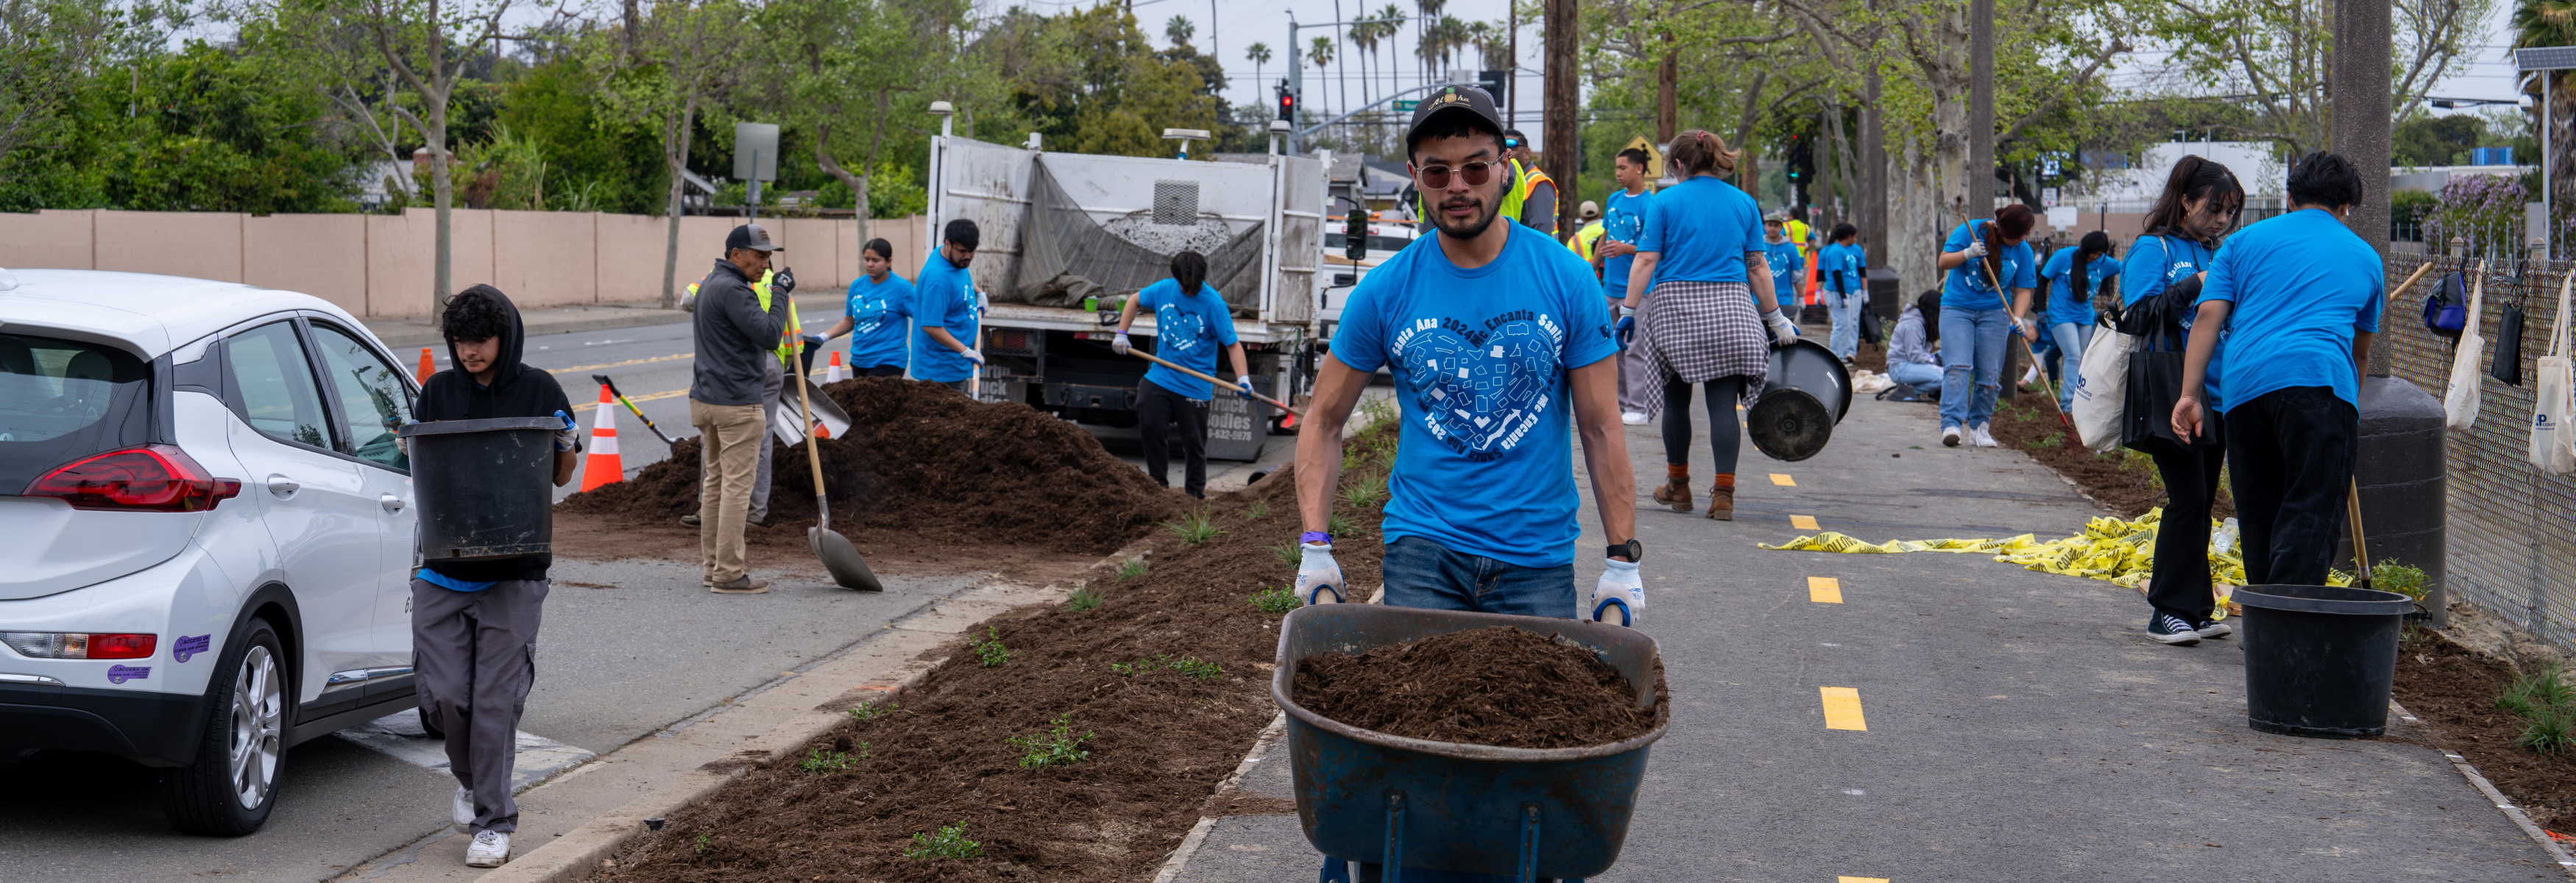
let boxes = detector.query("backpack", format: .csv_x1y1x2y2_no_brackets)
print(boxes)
2425,257,2469,338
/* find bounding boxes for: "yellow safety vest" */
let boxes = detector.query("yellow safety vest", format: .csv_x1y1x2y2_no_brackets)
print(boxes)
687,269,802,366
1569,220,1604,262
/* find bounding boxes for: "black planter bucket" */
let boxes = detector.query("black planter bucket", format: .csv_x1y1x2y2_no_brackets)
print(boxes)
397,416,562,561
2235,584,2413,739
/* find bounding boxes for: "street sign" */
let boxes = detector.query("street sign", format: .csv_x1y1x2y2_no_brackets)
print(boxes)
1624,135,1665,180
1394,100,1418,112
2042,187,2062,208
734,122,779,182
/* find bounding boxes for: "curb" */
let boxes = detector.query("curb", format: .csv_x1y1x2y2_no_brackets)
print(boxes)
2391,697,2576,876
1150,712,1291,883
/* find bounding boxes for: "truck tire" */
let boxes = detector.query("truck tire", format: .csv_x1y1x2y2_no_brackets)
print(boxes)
157,619,286,836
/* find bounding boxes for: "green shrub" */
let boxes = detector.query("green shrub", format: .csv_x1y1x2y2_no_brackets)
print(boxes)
903,823,982,859
1167,511,1225,545
1008,714,1093,768
1065,585,1105,611
972,626,1011,667
1250,586,1301,614
1114,556,1148,581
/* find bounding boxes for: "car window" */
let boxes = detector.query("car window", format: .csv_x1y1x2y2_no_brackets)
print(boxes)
307,324,411,472
0,333,152,490
224,322,334,451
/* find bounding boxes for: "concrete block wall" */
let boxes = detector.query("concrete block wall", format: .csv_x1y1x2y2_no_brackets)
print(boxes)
0,208,929,319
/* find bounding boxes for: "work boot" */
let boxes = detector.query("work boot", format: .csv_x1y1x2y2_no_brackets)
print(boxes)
1705,483,1735,520
710,576,771,595
680,514,701,527
1652,478,1693,512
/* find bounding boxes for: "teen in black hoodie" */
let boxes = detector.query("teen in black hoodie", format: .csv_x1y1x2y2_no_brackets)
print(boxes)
410,284,576,868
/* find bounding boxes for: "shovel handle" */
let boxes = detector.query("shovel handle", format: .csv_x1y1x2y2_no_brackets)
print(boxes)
1123,349,1306,419
1975,257,2072,428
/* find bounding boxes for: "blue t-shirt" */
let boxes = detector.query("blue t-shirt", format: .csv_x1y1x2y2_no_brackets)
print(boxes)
1637,176,1762,286
910,250,981,383
1819,243,1866,294
1330,225,1621,567
1764,238,1803,302
2195,209,2384,412
844,273,914,370
1939,219,2038,311
1601,188,1652,297
2040,249,2120,327
1136,279,1241,400
2123,233,2223,408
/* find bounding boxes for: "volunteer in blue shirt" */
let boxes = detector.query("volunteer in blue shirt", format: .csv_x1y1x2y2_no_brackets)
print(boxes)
1110,251,1249,499
2123,154,2245,646
1819,223,1867,361
1933,204,2042,447
817,238,913,377
1600,147,1656,424
2175,151,2380,593
1763,216,1805,310
2038,230,2119,411
1291,85,1644,660
1626,130,1801,521
911,219,985,392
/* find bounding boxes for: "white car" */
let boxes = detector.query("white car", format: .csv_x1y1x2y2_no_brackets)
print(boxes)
0,268,420,836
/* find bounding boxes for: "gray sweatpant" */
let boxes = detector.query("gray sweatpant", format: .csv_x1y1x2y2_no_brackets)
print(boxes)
1618,299,1657,416
750,358,782,521
412,578,548,834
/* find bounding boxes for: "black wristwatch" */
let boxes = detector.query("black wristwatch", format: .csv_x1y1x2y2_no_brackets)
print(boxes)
1607,539,1642,563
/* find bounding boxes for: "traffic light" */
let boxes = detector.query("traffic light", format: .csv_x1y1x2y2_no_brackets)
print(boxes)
1277,81,1297,123
1477,69,1507,101
1344,208,1368,260
1785,135,1811,185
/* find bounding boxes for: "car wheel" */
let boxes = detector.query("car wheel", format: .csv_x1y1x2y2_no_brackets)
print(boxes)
417,706,444,740
156,619,286,836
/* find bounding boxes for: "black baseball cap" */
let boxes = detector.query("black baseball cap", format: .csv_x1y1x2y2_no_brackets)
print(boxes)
1405,85,1505,157
725,223,783,253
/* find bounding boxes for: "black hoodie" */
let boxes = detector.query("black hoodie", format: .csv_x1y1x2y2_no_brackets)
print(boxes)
416,285,573,583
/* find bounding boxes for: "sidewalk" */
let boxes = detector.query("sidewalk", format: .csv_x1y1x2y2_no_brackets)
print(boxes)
1168,392,2563,881
363,294,848,350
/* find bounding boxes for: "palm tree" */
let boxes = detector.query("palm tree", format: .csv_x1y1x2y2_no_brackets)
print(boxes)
1247,41,1273,98
1309,35,1337,120
1164,14,1194,49
1415,0,1446,88
1375,5,1408,110
2516,0,2576,233
1350,19,1379,113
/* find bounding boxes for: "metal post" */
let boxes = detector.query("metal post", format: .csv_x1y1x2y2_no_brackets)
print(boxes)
747,151,761,226
1381,792,1406,883
1287,17,1303,156
2550,76,2556,258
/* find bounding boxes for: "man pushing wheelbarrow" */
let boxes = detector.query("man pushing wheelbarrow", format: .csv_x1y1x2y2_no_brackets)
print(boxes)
1290,83,1650,883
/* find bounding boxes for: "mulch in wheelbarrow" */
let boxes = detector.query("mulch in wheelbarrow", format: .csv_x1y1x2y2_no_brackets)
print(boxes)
1293,625,1663,749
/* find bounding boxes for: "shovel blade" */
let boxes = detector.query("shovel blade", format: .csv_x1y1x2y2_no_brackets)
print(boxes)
810,526,883,592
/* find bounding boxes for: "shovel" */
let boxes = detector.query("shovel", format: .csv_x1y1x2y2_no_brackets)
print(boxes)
1121,349,1306,419
789,327,884,592
592,374,680,444
1976,255,2073,432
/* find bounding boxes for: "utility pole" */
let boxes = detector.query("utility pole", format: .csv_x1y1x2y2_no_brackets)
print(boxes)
1861,53,1885,272
2333,0,2392,257
1657,32,1677,143
1543,0,1577,237
1287,15,1303,155
1968,0,1993,218
1507,4,1518,129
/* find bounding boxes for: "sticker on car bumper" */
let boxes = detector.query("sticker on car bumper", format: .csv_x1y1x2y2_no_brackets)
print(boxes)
107,665,150,684
173,634,211,662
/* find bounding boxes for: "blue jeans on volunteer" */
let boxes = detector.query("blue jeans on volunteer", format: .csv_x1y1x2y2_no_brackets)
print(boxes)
1937,220,2039,444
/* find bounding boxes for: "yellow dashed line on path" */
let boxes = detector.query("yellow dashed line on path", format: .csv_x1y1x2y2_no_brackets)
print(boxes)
1790,514,1820,531
1839,877,1892,882
1808,577,1842,603
1770,473,1797,486
1820,687,1868,731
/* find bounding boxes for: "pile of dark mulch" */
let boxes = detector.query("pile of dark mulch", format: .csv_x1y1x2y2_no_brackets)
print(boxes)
601,421,1405,883
559,377,1188,555
2393,635,2576,830
1292,625,1661,749
1982,398,2236,519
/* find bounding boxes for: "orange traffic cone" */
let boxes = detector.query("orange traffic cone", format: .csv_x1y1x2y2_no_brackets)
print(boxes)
416,347,435,383
578,384,623,492
825,350,846,383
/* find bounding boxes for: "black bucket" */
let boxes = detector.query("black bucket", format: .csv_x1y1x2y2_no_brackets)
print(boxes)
2235,584,2413,739
397,416,562,561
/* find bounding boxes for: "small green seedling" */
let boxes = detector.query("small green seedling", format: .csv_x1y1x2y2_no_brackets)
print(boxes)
2022,434,2063,450
972,626,1011,667
1250,586,1301,614
799,745,861,772
694,832,712,854
1065,586,1105,611
1114,556,1149,581
1247,499,1270,520
903,822,983,860
1272,542,1301,568
2370,559,2431,602
846,701,895,722
2524,706,2576,754
1167,511,1225,545
1327,511,1358,537
1008,713,1093,768
1338,479,1386,509
1112,653,1223,680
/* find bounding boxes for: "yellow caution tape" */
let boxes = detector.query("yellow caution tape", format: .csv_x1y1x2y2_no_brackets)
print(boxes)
1757,508,2354,621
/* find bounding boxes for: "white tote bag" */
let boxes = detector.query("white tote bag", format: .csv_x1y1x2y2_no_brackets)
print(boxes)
2071,325,2134,452
2444,266,2486,430
2531,270,2576,475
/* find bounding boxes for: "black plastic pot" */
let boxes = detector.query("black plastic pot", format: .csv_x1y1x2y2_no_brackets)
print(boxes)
397,416,562,561
2235,584,2413,739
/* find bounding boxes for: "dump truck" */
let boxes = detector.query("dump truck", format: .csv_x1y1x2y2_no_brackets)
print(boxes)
926,127,1328,460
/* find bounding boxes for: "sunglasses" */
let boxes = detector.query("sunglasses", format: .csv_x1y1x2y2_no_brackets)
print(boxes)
1414,160,1502,191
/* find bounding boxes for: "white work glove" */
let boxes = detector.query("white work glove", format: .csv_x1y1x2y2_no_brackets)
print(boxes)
552,410,580,453
1111,333,1133,355
1766,310,1800,346
1590,559,1643,626
1961,237,1989,259
1296,542,1346,605
1236,376,1256,400
961,348,986,365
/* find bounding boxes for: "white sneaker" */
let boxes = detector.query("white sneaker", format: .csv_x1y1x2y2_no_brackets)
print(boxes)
1621,411,1650,425
465,829,511,868
1970,424,1999,447
1942,426,1963,447
451,786,473,832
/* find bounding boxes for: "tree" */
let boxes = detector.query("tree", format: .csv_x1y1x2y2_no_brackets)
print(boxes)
2518,0,2576,222
1164,13,1193,48
1309,35,1336,119
983,4,1223,157
1374,4,1407,106
2155,0,2490,152
597,0,757,308
754,0,973,232
1246,40,1272,96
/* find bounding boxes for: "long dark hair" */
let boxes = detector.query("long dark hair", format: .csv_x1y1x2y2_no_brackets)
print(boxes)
862,238,894,261
1982,204,2036,285
1914,290,1942,343
2139,155,2244,247
2070,230,2113,308
1170,249,1209,297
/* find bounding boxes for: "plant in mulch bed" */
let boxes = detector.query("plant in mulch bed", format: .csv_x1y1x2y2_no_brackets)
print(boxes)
1111,653,1223,681
1114,556,1149,581
846,701,894,723
2500,664,2576,753
1984,398,2237,518
1270,542,1301,567
1008,713,1094,768
2370,560,2432,603
2397,637,2576,828
972,626,1011,667
799,742,866,772
1064,585,1105,611
904,823,983,860
1250,586,1302,614
1167,510,1225,545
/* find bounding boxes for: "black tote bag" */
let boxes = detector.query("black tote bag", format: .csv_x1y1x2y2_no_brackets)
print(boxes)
2121,323,2225,455
2495,279,2528,386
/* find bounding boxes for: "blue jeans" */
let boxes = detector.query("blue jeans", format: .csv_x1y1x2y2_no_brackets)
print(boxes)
1824,289,1864,359
1379,536,1578,620
1887,361,1943,395
1939,305,2011,430
2049,322,2092,411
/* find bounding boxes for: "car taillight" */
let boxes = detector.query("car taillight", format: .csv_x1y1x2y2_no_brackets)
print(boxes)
2,632,157,659
21,444,241,512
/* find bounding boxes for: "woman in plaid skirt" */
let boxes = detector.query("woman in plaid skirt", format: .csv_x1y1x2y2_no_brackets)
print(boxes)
1621,130,1802,519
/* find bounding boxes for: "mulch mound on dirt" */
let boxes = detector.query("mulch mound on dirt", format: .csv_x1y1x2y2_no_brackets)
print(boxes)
1982,397,2236,519
2393,635,2576,829
559,377,1186,555
1293,625,1660,749
600,421,1404,883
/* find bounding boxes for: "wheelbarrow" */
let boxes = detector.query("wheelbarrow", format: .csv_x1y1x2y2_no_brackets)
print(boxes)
1273,605,1668,883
